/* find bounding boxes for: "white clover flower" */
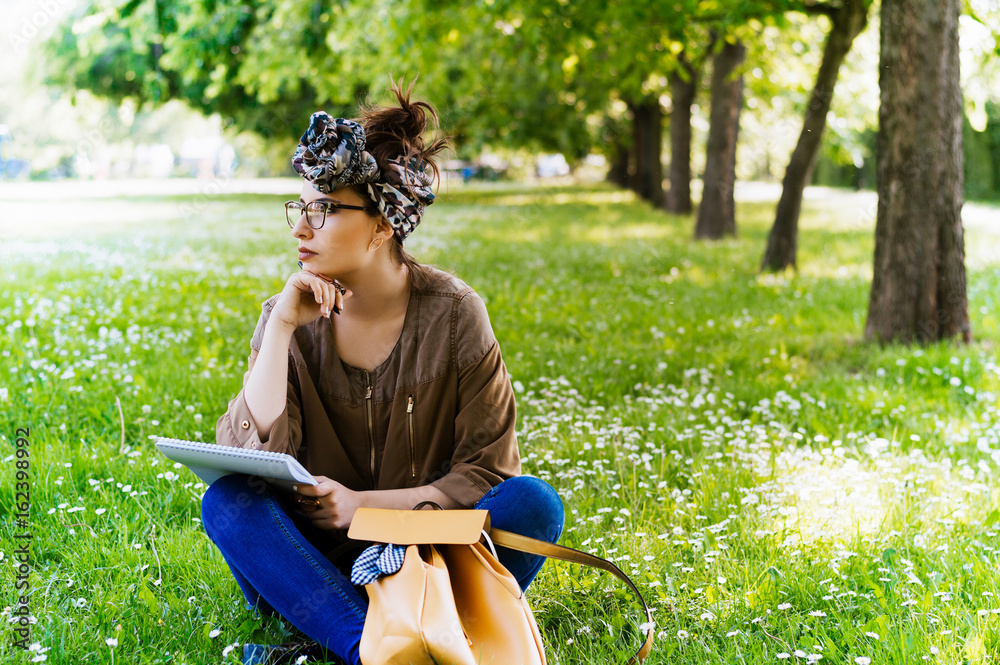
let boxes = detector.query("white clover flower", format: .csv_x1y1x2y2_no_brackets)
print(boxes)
105,638,118,647
778,603,793,610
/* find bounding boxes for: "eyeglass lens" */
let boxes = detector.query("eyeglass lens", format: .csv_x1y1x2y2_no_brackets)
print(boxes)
286,202,327,229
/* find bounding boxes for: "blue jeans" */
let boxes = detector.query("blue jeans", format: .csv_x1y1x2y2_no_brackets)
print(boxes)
200,474,565,665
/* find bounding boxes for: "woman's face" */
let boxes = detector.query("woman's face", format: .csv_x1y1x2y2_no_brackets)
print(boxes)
292,182,380,277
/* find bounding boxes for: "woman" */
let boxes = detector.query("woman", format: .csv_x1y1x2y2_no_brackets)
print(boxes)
200,80,565,665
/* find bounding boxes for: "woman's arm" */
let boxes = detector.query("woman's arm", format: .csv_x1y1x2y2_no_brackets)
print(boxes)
244,317,296,441
361,485,462,511
292,477,462,531
215,305,305,455
216,271,347,453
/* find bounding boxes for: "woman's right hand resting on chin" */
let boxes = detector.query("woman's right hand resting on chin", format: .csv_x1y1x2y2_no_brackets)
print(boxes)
242,270,352,443
271,270,353,330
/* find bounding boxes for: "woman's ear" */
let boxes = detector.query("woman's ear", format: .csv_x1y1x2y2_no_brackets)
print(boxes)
374,218,395,242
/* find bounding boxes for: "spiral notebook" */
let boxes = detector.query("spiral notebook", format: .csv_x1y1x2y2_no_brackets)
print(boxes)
154,437,317,491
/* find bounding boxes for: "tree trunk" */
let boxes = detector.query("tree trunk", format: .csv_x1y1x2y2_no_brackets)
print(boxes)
694,39,745,239
761,1,870,272
667,54,698,214
864,0,970,344
629,99,664,205
607,143,631,188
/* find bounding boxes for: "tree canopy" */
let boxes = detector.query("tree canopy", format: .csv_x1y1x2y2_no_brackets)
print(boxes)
43,0,863,159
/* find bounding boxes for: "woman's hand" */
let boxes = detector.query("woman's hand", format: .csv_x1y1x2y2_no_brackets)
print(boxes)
292,476,364,531
271,271,352,331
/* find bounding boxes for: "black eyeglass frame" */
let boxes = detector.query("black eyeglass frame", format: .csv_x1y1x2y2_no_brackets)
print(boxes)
285,200,370,229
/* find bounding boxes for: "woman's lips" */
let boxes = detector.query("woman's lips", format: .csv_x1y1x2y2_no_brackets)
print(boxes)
298,250,317,260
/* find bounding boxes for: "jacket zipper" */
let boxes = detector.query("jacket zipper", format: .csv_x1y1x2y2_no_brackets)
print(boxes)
407,395,415,479
364,370,375,486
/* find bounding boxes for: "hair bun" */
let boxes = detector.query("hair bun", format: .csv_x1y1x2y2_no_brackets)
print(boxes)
357,77,450,191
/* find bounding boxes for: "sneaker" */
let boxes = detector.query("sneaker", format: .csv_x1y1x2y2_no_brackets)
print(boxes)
242,640,340,664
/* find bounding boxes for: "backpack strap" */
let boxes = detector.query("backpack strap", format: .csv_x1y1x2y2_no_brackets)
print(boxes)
488,528,654,664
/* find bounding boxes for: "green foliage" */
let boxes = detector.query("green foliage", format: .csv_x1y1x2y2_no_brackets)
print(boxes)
42,0,348,141
964,102,1000,202
38,0,851,162
2,181,1000,662
813,107,1000,202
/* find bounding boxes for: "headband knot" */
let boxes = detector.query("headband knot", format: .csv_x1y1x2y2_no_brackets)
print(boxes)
291,112,435,243
291,113,378,192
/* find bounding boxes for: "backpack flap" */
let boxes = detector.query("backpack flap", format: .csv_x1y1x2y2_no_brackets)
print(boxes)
349,507,490,545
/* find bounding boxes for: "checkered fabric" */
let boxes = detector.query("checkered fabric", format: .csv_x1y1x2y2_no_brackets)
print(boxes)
350,543,408,586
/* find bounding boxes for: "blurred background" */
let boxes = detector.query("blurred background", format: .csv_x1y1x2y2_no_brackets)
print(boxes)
0,0,996,198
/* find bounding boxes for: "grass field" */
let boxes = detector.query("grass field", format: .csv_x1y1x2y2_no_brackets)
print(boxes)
2,178,1000,664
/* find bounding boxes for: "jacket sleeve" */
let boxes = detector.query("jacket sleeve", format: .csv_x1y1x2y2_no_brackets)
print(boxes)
215,297,304,457
430,292,521,507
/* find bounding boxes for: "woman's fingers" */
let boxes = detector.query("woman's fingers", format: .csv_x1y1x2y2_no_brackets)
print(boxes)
295,476,336,496
305,274,335,317
308,276,323,306
325,281,336,316
332,283,343,314
335,285,352,314
287,270,351,320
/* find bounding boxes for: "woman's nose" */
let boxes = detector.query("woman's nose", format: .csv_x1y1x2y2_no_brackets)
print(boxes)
291,212,312,238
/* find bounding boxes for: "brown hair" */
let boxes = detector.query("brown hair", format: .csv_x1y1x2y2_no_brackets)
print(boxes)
350,77,451,289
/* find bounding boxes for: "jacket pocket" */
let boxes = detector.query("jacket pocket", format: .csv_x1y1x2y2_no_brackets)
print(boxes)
406,394,416,479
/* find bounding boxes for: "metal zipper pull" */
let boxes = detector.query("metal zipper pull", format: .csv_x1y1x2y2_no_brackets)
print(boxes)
407,395,415,479
364,370,375,486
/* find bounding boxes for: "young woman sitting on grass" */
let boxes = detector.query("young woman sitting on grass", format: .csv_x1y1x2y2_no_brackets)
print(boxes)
199,79,565,665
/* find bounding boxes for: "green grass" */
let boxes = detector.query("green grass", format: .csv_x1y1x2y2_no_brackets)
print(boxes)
2,179,1000,664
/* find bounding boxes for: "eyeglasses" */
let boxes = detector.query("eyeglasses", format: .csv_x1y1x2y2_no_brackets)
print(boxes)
285,200,369,229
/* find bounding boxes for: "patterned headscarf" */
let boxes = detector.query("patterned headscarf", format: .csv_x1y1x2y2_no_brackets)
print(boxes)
291,111,435,244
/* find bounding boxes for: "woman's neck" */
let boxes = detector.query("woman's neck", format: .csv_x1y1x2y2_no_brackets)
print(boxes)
338,259,411,322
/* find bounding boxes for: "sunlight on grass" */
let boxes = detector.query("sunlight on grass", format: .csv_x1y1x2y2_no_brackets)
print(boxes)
579,222,678,244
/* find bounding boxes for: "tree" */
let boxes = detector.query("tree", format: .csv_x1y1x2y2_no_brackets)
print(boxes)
630,99,665,205
666,52,700,214
864,0,970,344
760,0,871,271
694,37,746,239
42,0,342,143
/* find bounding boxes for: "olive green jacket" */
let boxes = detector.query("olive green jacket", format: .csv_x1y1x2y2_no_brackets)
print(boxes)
215,266,521,509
